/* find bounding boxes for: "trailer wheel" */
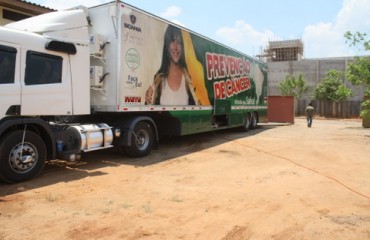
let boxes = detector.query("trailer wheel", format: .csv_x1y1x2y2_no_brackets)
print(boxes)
250,112,258,129
241,115,250,132
124,122,153,157
0,130,46,183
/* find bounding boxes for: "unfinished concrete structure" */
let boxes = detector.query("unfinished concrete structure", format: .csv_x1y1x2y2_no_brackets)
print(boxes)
258,39,304,62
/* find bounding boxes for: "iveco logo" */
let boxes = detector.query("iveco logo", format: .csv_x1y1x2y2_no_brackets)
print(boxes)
124,14,142,32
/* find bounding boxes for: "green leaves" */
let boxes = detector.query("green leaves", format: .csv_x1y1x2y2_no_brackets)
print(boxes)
344,31,370,51
344,31,370,96
314,70,352,102
279,74,308,98
360,99,370,118
344,31,370,119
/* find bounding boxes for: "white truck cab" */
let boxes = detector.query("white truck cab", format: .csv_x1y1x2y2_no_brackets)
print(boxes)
0,9,90,118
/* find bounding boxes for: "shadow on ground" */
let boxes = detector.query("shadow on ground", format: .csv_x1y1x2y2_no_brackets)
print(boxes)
0,124,281,196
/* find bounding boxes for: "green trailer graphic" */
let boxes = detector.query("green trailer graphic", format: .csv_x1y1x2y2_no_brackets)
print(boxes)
118,5,267,135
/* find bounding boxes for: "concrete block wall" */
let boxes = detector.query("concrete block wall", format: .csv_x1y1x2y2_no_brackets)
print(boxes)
267,57,364,101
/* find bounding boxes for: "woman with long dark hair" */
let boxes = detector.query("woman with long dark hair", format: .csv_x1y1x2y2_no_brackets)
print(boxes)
145,25,197,105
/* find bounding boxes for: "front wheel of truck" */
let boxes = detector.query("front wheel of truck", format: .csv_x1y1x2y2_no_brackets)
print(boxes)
124,121,154,157
0,130,46,183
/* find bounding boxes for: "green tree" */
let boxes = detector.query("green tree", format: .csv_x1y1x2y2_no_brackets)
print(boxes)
279,74,308,98
344,31,370,118
314,70,352,102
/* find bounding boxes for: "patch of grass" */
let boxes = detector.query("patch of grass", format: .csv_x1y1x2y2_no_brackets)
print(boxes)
142,202,152,213
100,209,110,214
171,196,184,203
45,193,57,202
121,201,133,209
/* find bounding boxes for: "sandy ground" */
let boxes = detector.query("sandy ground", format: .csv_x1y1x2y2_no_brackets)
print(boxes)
1,118,370,240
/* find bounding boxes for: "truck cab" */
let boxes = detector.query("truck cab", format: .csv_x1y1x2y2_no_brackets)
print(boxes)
0,9,93,183
0,9,90,118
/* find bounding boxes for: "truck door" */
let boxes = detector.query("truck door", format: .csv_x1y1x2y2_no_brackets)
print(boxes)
0,43,20,117
21,51,73,116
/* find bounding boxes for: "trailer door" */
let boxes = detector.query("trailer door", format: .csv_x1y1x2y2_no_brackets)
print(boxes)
0,43,20,117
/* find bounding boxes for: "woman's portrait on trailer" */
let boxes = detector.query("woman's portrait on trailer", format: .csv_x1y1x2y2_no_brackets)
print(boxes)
145,25,197,105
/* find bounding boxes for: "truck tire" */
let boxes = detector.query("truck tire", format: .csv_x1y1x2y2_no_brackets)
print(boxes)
250,112,258,129
0,130,46,183
124,121,153,157
241,115,250,132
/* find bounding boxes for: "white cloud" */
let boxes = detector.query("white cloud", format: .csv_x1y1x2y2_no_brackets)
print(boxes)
303,0,370,58
171,19,186,27
160,6,182,18
216,0,370,58
159,6,185,27
337,0,370,30
302,22,347,58
216,20,278,56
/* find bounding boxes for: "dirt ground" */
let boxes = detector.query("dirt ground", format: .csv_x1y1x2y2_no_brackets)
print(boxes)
1,117,370,240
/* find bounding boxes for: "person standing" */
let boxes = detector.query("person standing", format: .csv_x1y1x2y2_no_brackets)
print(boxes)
305,102,315,127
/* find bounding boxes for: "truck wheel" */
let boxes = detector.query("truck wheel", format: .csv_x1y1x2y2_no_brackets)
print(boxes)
250,112,258,129
241,115,250,132
124,122,153,157
0,130,46,183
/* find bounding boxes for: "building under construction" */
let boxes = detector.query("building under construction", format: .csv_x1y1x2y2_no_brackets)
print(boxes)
259,39,304,62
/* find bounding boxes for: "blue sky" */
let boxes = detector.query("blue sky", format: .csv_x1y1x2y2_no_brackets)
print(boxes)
28,0,370,58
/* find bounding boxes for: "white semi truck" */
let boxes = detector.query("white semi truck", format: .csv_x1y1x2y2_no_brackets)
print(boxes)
0,1,268,183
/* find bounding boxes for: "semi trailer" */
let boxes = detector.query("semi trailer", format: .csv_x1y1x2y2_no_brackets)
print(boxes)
0,1,267,183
